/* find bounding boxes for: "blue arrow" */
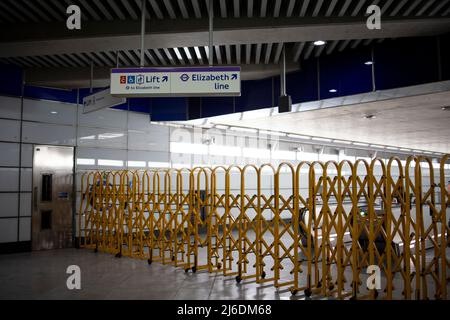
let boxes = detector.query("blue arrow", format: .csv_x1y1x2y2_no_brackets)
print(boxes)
231,74,237,80
162,76,168,82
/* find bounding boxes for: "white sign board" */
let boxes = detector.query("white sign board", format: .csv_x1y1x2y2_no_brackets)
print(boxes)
110,67,241,97
82,88,126,113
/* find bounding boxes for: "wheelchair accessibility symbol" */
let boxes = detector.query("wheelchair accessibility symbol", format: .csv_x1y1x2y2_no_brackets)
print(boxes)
180,74,189,82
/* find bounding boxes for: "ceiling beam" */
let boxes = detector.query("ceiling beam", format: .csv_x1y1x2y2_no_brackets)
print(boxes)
191,0,202,19
1,17,450,58
292,42,305,61
177,0,189,19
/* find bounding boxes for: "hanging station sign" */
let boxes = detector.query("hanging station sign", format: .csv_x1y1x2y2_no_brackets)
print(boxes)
82,88,126,114
110,66,241,97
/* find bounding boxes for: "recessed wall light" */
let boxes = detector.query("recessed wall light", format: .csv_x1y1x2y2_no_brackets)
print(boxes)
314,40,326,46
329,89,337,93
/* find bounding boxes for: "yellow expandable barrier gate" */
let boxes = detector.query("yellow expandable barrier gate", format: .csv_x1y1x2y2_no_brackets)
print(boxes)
78,156,450,300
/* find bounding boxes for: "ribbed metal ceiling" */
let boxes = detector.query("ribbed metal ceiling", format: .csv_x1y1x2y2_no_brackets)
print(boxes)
0,0,448,69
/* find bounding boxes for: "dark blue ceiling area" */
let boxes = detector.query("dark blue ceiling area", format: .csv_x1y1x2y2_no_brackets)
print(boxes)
1,34,449,121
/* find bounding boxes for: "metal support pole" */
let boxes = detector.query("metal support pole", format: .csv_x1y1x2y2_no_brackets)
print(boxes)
140,0,146,67
90,59,93,93
371,45,376,91
208,0,213,66
280,44,286,96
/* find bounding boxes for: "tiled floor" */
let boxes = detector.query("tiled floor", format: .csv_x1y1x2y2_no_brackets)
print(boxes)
0,248,448,300
0,249,308,300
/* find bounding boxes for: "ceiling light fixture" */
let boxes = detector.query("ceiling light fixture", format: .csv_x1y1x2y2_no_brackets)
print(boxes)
441,106,450,111
312,137,332,142
329,89,337,93
287,133,311,140
214,124,228,130
364,61,373,65
50,111,58,114
259,130,286,136
229,127,258,133
333,140,352,145
314,40,326,46
353,142,369,147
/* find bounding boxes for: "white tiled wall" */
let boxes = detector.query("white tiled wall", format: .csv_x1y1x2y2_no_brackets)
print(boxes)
0,95,173,244
0,95,164,244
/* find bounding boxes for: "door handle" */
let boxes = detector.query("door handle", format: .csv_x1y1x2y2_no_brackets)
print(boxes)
33,186,38,210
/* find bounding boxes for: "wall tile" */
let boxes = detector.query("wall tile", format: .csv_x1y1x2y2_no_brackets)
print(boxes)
22,121,76,145
0,193,18,218
0,95,21,120
19,217,31,242
0,142,20,166
20,168,32,192
19,193,31,217
0,218,18,243
0,119,20,142
77,126,127,149
23,98,76,126
0,167,19,191
21,143,33,167
78,107,127,129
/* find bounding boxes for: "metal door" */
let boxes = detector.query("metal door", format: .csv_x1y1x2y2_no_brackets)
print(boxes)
32,145,74,250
